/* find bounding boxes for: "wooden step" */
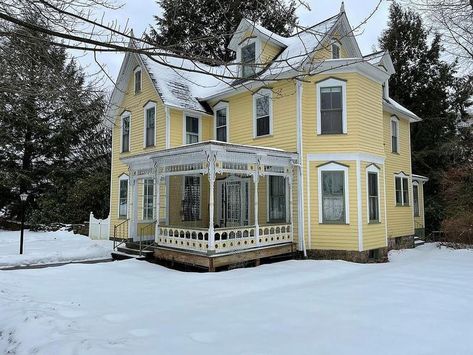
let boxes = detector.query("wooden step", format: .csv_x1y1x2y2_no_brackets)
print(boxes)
117,246,154,257
111,251,147,261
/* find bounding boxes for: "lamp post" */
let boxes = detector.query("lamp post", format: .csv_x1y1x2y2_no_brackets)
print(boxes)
19,192,28,255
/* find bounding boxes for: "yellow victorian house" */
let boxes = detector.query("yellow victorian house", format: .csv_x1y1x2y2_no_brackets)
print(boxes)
107,6,428,270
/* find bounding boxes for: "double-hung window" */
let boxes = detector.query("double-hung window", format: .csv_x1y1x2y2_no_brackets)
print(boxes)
183,176,200,221
254,89,272,137
121,114,130,153
413,184,420,217
215,104,228,142
143,179,154,220
322,171,346,223
391,116,399,153
134,68,142,94
320,87,343,134
268,176,286,222
395,175,409,206
185,115,199,144
368,172,379,222
119,176,128,218
145,104,155,147
241,42,256,78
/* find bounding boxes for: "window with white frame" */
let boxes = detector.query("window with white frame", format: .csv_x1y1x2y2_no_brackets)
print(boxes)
413,183,420,216
318,162,349,224
144,102,156,147
367,170,380,222
118,175,128,218
317,78,347,135
183,176,200,221
185,115,199,144
241,42,256,78
121,113,130,153
391,116,400,153
134,67,142,94
331,43,340,59
253,89,272,137
395,174,409,206
143,178,154,220
214,102,228,142
268,176,286,222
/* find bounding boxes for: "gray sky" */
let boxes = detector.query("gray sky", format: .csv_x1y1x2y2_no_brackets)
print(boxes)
75,0,390,92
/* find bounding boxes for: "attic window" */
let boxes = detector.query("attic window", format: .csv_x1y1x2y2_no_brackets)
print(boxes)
331,43,340,59
241,42,256,78
134,67,142,94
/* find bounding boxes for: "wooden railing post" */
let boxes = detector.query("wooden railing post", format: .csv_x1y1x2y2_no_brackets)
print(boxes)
207,151,216,253
253,171,260,246
155,173,162,244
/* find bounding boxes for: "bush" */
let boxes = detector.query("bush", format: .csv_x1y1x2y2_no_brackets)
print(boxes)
441,213,473,247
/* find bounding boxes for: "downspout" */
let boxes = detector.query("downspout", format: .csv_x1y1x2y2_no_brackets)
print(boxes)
296,80,307,258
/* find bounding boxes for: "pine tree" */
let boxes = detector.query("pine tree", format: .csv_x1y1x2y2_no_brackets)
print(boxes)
147,0,298,62
379,3,467,231
0,12,109,224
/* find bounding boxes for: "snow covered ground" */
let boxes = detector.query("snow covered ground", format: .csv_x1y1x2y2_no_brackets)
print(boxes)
0,244,472,355
0,229,112,268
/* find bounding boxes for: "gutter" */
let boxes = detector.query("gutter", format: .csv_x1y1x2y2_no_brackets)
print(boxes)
296,80,307,258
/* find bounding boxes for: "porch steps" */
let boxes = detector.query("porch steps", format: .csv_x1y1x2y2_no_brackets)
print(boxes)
414,236,425,247
111,246,154,261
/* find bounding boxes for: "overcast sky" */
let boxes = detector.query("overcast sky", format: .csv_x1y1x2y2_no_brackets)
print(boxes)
75,0,390,92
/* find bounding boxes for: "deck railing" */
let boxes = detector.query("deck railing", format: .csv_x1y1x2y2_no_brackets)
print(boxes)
156,223,292,254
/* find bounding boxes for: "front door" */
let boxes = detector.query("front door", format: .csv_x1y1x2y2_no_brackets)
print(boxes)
217,177,249,227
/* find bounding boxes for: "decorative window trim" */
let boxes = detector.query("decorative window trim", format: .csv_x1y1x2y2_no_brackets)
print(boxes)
366,164,381,223
236,37,261,78
317,162,350,224
252,88,273,138
331,42,341,59
391,115,400,154
316,78,347,135
182,112,202,145
181,175,202,221
394,172,409,206
143,101,156,148
134,66,142,94
214,101,229,142
120,111,131,153
118,174,129,219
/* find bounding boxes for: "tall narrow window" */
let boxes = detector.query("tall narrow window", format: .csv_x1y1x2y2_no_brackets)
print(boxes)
134,68,142,93
119,177,128,218
143,179,154,220
145,105,155,147
402,178,409,205
320,87,343,134
269,176,286,222
183,176,200,221
215,106,227,142
395,175,409,206
322,171,345,223
331,43,340,59
391,117,399,153
368,172,379,222
241,42,256,78
413,184,420,217
185,116,199,144
121,115,130,153
254,90,271,137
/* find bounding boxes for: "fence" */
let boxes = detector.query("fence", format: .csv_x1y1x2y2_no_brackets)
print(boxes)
88,212,110,240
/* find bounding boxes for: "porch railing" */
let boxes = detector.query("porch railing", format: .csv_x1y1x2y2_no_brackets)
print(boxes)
156,223,292,254
139,221,156,256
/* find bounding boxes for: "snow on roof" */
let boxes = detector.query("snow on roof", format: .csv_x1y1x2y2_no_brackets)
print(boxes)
384,97,421,122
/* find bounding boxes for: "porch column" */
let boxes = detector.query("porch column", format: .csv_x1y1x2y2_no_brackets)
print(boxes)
207,152,216,252
253,172,260,246
288,173,294,242
154,174,162,243
130,175,139,240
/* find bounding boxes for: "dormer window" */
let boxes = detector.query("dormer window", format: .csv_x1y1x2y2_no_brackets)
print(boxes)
331,43,340,59
241,42,256,78
134,67,142,94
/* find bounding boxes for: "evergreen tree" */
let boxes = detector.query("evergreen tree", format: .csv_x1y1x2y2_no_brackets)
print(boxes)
0,12,110,225
379,3,467,231
147,0,298,62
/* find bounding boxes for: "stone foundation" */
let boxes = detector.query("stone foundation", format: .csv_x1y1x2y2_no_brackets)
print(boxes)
388,235,415,250
305,247,388,263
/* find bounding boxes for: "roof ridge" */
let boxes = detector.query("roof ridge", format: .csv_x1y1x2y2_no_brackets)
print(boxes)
289,13,341,38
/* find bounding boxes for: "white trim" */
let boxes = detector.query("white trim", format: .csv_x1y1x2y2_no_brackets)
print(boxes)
307,152,385,165
317,162,350,225
120,111,131,153
118,174,129,219
356,159,363,251
143,101,157,148
214,101,230,142
296,81,306,255
366,164,381,224
316,78,347,135
133,66,142,94
253,88,273,138
382,165,388,246
165,106,171,149
390,115,400,154
182,112,202,145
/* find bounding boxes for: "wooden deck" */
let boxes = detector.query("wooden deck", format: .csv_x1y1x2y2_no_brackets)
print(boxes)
152,243,295,271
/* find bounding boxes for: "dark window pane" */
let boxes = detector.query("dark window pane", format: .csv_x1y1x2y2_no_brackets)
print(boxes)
186,116,199,134
368,172,379,221
331,90,342,109
403,178,409,205
322,171,345,223
135,70,141,92
183,176,200,221
321,91,331,110
332,44,340,59
413,185,419,216
119,179,128,217
256,116,270,136
216,126,226,142
269,176,286,222
146,108,155,146
216,108,226,127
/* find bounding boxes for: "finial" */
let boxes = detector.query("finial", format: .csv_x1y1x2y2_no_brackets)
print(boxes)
340,1,345,13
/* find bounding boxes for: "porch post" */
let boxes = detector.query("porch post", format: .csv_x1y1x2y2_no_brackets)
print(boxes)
207,152,216,252
130,175,139,240
154,174,162,243
253,171,260,246
288,172,294,242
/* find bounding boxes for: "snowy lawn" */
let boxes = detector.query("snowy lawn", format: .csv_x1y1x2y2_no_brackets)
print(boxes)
0,229,112,268
1,244,472,355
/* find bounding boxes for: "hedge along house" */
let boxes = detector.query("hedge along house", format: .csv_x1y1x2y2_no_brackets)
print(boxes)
107,5,428,269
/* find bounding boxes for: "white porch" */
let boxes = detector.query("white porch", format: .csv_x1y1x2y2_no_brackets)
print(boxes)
119,141,298,257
